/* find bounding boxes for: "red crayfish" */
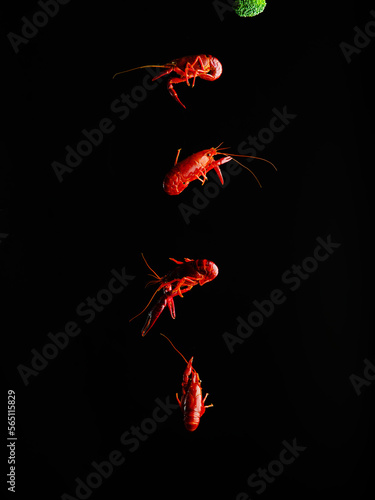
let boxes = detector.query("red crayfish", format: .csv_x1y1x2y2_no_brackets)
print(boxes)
112,54,222,109
163,144,277,195
160,334,213,432
131,254,218,336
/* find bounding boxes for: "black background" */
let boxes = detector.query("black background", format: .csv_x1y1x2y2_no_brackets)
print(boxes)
1,1,374,499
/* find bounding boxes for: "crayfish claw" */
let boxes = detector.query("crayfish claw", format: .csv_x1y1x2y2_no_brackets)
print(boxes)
141,315,152,336
141,295,168,336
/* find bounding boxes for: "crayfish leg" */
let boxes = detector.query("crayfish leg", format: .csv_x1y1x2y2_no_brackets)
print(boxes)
177,284,194,297
151,66,174,81
176,393,182,409
185,56,206,87
167,77,187,109
167,257,195,264
203,393,213,407
174,148,182,166
172,279,195,298
166,295,176,319
169,257,184,265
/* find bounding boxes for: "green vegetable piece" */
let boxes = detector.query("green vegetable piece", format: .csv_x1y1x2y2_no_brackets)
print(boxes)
233,0,267,17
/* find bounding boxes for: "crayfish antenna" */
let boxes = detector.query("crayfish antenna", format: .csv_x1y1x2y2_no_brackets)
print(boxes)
228,156,263,188
112,64,169,79
160,333,189,365
215,142,231,152
129,254,163,323
226,152,277,172
216,150,277,188
129,287,160,323
141,253,161,281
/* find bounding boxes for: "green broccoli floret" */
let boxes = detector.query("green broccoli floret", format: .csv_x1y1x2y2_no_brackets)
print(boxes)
233,0,267,17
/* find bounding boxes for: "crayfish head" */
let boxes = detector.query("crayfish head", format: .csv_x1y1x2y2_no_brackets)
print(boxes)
206,147,219,160
195,259,219,285
207,55,222,79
